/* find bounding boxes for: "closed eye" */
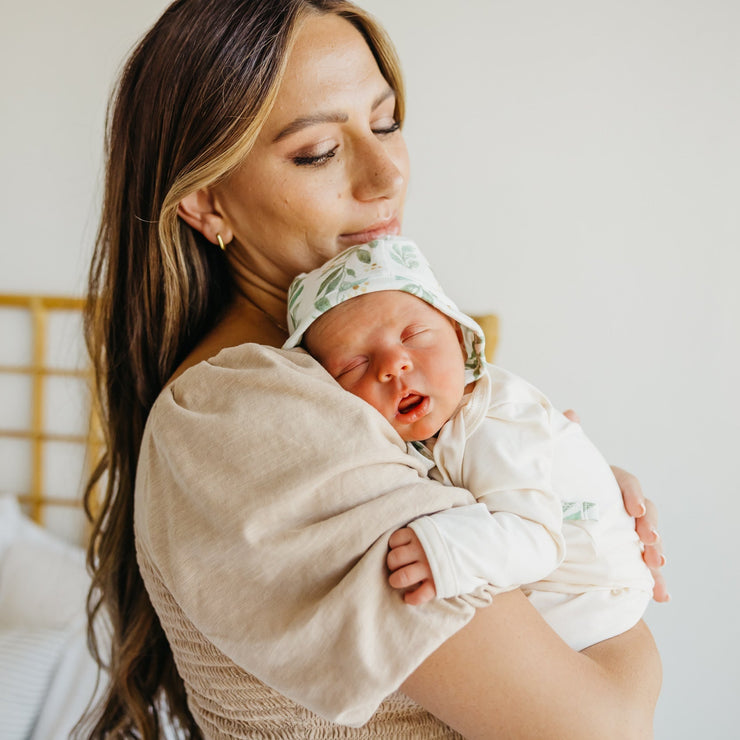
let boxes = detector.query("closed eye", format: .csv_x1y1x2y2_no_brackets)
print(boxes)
372,120,401,136
335,357,368,380
292,145,339,167
401,325,431,345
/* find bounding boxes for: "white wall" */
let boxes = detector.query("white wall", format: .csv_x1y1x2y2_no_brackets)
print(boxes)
2,1,738,738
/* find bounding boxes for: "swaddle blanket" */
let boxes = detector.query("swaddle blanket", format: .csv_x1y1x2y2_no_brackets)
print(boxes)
135,343,495,730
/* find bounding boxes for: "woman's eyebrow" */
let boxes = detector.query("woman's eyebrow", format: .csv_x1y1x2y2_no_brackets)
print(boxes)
272,87,395,144
272,112,349,143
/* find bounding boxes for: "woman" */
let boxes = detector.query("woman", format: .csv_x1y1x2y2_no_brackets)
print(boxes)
81,1,664,738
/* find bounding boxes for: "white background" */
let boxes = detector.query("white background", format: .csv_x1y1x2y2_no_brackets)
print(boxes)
1,1,738,738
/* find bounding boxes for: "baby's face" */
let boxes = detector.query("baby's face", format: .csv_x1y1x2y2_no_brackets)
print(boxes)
304,291,467,442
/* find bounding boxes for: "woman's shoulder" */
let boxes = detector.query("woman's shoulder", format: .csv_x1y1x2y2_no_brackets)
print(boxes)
142,342,411,472
161,342,364,418
165,342,332,407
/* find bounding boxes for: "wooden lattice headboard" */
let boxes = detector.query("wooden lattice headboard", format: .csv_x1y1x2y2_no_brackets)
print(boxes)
0,295,100,545
471,314,499,364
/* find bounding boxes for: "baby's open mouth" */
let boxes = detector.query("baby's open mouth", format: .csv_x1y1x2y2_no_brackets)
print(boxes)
398,393,425,414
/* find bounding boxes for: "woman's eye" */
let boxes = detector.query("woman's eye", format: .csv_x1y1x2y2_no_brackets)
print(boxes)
292,146,338,167
372,120,401,136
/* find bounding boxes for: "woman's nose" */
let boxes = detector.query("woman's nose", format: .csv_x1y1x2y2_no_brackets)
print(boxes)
352,136,405,202
377,347,412,381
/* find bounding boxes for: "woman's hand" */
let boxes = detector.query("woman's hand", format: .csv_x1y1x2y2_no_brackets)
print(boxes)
562,409,669,603
611,465,669,602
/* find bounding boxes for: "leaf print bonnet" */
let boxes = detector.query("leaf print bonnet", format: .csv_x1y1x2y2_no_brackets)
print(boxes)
283,236,486,382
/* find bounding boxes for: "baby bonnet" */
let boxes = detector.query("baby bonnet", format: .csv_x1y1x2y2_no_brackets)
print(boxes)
283,236,486,382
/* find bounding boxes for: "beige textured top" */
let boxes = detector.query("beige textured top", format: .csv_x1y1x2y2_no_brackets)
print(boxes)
134,343,495,737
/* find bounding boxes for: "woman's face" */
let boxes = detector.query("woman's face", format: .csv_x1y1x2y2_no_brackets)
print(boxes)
214,13,410,289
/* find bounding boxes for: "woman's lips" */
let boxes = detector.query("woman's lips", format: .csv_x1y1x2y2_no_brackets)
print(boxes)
395,393,429,423
339,217,400,247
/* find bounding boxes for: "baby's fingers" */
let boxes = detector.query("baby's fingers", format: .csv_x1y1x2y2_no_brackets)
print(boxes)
387,527,425,573
388,562,432,591
404,580,436,606
388,527,414,550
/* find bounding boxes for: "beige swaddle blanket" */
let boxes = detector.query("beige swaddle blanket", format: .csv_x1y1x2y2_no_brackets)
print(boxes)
135,343,495,730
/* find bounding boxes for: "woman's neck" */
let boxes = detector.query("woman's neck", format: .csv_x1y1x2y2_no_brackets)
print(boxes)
225,243,295,332
168,278,289,385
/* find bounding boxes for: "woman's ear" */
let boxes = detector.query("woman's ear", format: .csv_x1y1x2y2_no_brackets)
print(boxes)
177,189,232,245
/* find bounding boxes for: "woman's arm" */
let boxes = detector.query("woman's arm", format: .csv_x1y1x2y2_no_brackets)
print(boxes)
403,589,661,740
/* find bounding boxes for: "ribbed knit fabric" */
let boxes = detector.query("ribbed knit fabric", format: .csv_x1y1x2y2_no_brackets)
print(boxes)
140,554,464,739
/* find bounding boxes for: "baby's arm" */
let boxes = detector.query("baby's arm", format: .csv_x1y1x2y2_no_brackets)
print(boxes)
406,387,567,600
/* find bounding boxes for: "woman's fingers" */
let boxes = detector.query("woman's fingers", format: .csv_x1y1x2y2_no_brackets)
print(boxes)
635,498,661,552
635,498,664,565
611,466,669,602
611,466,647,518
649,568,670,603
636,498,670,601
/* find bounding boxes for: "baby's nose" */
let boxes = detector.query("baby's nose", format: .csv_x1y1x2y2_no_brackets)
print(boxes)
378,348,412,380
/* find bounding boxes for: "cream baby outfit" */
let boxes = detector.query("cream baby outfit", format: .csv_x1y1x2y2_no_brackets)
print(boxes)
285,236,653,652
410,364,654,650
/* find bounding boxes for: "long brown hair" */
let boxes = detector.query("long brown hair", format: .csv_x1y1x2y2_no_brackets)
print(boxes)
79,0,405,737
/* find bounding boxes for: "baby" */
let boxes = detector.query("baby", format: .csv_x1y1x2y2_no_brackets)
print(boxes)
283,237,653,650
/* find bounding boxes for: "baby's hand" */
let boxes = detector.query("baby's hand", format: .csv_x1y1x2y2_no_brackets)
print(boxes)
387,527,436,605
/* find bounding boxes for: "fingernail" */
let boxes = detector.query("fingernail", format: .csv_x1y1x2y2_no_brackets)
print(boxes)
637,502,647,517
659,554,666,567
650,528,660,544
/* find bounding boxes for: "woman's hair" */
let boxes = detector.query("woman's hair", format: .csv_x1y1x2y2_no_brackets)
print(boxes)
79,1,404,737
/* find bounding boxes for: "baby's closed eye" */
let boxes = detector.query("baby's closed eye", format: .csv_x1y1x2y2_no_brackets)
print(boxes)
401,325,434,347
334,356,368,380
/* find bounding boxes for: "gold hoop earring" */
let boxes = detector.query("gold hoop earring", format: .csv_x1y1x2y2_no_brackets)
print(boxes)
216,234,226,251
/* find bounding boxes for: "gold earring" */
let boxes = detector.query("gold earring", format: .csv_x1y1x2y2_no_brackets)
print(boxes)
216,234,226,251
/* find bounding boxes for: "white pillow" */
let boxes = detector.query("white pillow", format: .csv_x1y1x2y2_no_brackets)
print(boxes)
0,496,89,630
0,495,96,737
0,539,89,630
0,626,70,740
0,495,24,559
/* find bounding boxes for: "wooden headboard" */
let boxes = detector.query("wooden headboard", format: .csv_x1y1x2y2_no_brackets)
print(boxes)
471,314,499,363
0,295,100,545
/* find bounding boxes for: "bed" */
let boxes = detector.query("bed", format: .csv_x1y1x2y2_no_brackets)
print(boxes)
0,295,104,739
0,293,498,738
